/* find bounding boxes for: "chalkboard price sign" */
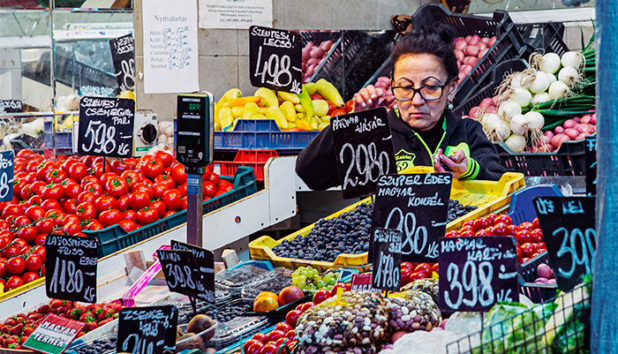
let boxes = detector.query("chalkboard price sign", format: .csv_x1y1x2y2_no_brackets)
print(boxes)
331,107,396,199
171,241,215,303
117,305,178,354
157,249,202,299
438,236,519,312
371,227,402,292
372,172,452,262
0,99,23,113
0,151,13,202
533,196,596,291
249,26,302,94
585,136,596,196
45,234,98,303
109,33,136,91
78,96,135,158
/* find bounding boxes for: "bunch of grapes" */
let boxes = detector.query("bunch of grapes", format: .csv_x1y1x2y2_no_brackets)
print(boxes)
291,266,339,292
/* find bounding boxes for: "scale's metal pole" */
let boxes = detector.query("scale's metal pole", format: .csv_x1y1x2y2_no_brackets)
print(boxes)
186,172,203,247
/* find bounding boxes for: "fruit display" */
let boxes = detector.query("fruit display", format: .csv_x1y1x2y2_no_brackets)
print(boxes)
534,261,557,284
446,214,546,264
214,79,344,132
240,270,294,299
302,40,335,83
238,322,297,354
252,286,305,313
177,299,253,325
454,35,497,83
215,264,275,288
290,266,340,293
399,262,438,288
0,299,122,350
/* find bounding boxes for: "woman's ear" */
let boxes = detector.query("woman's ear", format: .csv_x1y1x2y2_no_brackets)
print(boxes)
447,79,458,103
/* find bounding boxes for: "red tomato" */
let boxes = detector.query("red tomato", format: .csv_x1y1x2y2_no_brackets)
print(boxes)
154,174,175,189
132,184,154,200
141,159,164,179
531,229,544,243
209,173,220,185
218,179,234,192
85,220,104,231
177,183,187,196
285,329,296,341
35,234,47,245
94,196,118,213
163,210,176,218
80,175,99,188
472,217,490,232
35,219,54,235
519,222,534,231
118,219,138,233
63,222,82,236
312,289,331,305
462,220,475,229
61,198,78,214
17,226,37,243
121,170,141,186
285,309,302,328
267,330,285,343
100,172,119,186
110,160,129,175
62,183,82,199
430,263,439,273
507,224,519,236
45,169,67,184
202,181,217,197
152,183,168,199
68,162,88,182
83,182,103,198
494,215,513,226
154,151,174,167
99,209,122,227
400,267,412,284
76,202,97,221
7,257,25,275
5,276,23,291
105,178,130,198
22,272,39,284
0,260,6,277
2,204,22,218
459,229,475,237
41,199,61,211
13,216,30,228
243,339,262,353
41,184,63,200
519,242,536,257
252,333,268,343
62,214,80,226
407,271,426,283
414,263,431,275
25,205,45,222
25,255,42,272
445,230,459,238
493,222,508,236
122,209,137,223
117,194,130,211
532,217,540,229
150,200,166,218
129,191,150,210
171,163,187,184
246,342,264,354
515,230,532,244
162,189,182,211
77,191,96,204
136,207,158,225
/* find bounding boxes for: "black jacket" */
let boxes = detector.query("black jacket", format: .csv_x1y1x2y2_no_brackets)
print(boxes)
296,108,505,190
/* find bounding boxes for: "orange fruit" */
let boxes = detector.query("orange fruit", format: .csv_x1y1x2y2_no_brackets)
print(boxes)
253,295,279,312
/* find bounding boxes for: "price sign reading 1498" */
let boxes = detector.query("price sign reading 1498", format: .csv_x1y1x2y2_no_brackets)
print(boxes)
249,26,302,94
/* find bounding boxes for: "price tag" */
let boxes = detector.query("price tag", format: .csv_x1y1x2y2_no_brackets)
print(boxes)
585,136,596,196
45,234,98,303
0,99,23,113
350,273,381,292
0,151,14,202
331,107,396,199
78,96,134,158
533,196,596,291
171,241,215,303
249,26,302,94
157,249,202,298
23,314,85,354
117,305,178,354
371,227,402,292
438,236,519,312
372,172,452,262
109,33,136,92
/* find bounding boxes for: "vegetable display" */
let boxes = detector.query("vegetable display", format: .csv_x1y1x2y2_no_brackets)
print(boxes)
454,35,497,83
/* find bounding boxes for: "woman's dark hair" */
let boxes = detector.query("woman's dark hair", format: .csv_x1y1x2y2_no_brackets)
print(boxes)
390,23,459,82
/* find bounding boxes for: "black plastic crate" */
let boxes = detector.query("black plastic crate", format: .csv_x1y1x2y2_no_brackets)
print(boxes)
517,22,570,55
518,252,558,303
411,4,529,107
495,137,588,177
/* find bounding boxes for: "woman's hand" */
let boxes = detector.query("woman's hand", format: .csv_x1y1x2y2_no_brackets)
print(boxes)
353,85,395,112
433,148,468,179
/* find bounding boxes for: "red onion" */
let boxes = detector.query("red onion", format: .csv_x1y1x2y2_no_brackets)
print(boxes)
563,119,577,129
455,41,466,51
564,128,579,139
551,134,569,148
554,126,565,134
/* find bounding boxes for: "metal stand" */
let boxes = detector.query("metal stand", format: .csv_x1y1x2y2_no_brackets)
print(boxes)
186,172,203,247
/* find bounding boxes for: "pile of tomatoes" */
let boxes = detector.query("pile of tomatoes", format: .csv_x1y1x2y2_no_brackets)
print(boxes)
0,149,232,292
400,262,439,287
445,213,546,264
0,299,122,349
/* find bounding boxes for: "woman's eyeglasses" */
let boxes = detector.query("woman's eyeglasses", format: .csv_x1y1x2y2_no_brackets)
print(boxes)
391,84,447,102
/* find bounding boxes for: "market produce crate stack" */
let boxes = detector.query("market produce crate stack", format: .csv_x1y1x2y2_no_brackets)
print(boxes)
215,149,278,182
516,21,570,56
299,31,342,84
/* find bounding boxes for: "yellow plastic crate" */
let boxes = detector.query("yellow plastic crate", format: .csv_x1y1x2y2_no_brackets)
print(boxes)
250,172,525,271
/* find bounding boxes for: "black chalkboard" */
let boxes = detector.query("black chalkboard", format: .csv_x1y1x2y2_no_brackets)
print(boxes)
249,26,302,94
585,136,596,196
0,100,23,113
438,236,519,312
372,172,452,262
78,96,134,158
157,249,202,299
171,241,215,303
45,234,98,303
331,107,396,199
533,196,596,292
0,151,13,202
371,227,402,292
117,305,178,354
109,33,136,92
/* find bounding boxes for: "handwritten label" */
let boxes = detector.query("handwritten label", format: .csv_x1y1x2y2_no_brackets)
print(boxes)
45,234,98,303
171,241,215,303
23,314,85,354
157,249,202,299
372,173,452,262
249,26,302,94
117,305,178,354
371,228,402,292
438,236,519,312
0,99,23,113
109,33,136,91
331,107,396,199
585,136,596,196
534,196,596,291
0,151,13,202
350,273,381,292
78,96,135,158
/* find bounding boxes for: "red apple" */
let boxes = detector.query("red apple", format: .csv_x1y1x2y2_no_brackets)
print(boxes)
278,286,305,306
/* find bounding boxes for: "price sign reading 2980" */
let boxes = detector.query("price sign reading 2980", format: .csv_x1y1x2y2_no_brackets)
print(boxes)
249,26,302,94
78,96,135,158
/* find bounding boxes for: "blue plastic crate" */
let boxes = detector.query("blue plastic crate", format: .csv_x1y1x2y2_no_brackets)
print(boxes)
214,119,320,153
506,185,563,225
87,166,258,257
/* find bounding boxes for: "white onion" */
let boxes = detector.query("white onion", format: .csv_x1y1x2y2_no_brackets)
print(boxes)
511,88,532,107
505,134,527,153
546,74,557,85
524,111,545,130
548,81,570,100
511,73,523,90
532,93,551,105
558,66,579,87
540,53,561,74
510,114,528,135
498,101,522,122
529,71,550,94
482,113,501,130
561,51,583,69
495,120,511,142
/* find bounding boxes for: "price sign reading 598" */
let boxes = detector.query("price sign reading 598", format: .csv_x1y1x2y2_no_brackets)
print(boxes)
0,151,14,202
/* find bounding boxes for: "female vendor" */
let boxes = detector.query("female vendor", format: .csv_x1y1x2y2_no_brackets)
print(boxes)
296,24,505,190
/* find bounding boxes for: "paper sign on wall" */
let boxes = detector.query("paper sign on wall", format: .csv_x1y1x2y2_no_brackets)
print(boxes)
198,0,273,29
143,0,200,94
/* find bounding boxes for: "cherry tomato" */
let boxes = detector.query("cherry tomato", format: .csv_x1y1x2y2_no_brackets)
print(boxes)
519,222,534,231
407,271,426,283
25,205,45,222
85,220,104,231
531,229,544,243
7,257,25,275
493,222,508,236
246,342,264,354
63,222,82,236
22,272,39,284
445,230,459,238
459,229,475,237
532,217,540,229
243,339,261,353
472,217,490,232
25,255,42,272
252,333,268,343
519,242,536,257
493,214,513,226
17,226,37,243
515,230,532,244
35,219,54,235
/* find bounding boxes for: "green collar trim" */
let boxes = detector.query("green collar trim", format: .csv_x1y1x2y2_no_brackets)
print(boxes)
394,106,447,158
